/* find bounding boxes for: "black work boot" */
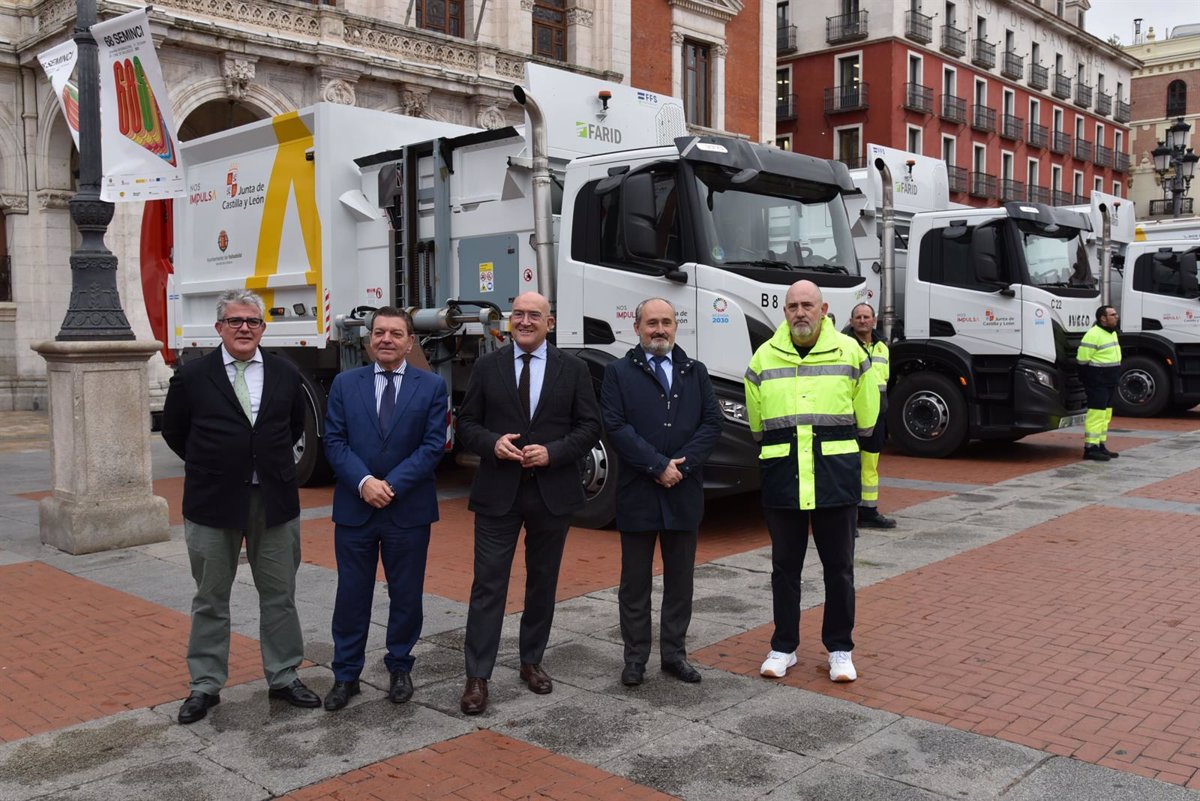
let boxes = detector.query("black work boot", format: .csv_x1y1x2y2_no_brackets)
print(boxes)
857,507,897,529
1083,445,1111,461
1099,443,1119,458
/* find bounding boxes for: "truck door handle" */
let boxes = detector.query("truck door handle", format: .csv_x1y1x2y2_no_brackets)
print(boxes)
998,288,1015,298
664,269,689,284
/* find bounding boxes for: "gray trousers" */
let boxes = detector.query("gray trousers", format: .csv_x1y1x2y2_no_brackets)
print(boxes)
183,489,304,693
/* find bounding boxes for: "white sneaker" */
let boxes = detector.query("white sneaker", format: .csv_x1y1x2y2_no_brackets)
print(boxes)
760,650,797,678
828,651,857,682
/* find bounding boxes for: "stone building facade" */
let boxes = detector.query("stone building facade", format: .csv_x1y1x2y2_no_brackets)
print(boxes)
0,0,776,411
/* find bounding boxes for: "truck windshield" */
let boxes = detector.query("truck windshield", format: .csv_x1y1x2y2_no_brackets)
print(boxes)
692,172,857,275
1018,225,1096,289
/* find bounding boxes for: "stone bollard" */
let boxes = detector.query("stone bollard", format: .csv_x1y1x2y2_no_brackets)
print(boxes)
32,340,169,554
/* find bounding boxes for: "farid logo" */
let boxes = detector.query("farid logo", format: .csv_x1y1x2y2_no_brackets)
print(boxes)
217,230,229,252
226,164,239,198
576,122,623,144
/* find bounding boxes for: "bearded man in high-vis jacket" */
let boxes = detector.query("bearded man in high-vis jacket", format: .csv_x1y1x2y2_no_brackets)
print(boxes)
745,280,878,684
1078,305,1122,461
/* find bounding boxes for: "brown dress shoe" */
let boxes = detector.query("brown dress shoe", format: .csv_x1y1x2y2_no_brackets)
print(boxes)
520,662,553,694
460,677,488,715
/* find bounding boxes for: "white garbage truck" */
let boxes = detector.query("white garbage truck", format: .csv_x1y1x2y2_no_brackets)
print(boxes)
152,64,877,525
853,144,1093,456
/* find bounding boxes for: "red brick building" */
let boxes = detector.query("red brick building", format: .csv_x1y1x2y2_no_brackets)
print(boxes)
775,0,1140,207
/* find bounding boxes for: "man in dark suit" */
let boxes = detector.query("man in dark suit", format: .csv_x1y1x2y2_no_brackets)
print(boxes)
455,291,602,715
321,307,448,711
600,297,722,687
162,289,321,724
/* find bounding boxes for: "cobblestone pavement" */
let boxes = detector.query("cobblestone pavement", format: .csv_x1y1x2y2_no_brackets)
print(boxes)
2,410,1199,800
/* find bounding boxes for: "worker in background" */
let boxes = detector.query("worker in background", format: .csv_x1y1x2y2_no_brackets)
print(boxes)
746,280,878,684
1078,305,1122,461
845,303,896,529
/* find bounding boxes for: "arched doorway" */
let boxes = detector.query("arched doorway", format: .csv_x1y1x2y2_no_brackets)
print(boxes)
177,100,266,142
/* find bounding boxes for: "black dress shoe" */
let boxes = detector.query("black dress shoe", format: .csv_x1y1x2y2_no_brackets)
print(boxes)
388,671,413,704
662,659,702,683
268,679,322,708
621,662,645,686
178,691,219,724
324,680,360,711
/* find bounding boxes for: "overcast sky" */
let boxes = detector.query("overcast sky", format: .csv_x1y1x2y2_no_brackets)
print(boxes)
1084,0,1199,46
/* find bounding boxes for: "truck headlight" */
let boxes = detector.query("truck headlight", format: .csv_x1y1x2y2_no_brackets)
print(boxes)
1022,366,1057,391
720,399,749,424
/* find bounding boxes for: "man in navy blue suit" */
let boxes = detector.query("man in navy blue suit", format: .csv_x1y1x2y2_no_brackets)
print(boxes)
322,307,447,711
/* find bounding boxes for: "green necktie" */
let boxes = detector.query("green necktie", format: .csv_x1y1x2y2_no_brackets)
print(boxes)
233,360,252,421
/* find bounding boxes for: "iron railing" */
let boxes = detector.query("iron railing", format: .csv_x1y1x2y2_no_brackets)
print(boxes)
971,38,996,69
1028,122,1048,149
1029,63,1049,91
904,83,933,114
941,93,967,124
838,154,867,170
777,93,796,121
778,24,797,54
1001,179,1027,201
1001,51,1024,80
1074,139,1094,162
1028,185,1051,204
1051,130,1072,155
827,10,868,44
1053,73,1072,99
970,172,997,199
1052,189,1074,206
1115,100,1131,123
1150,198,1194,216
1096,91,1112,116
1114,152,1131,172
905,9,933,43
1074,82,1092,108
1001,113,1024,140
972,104,996,133
948,165,968,194
823,83,869,113
1094,145,1113,168
941,25,967,57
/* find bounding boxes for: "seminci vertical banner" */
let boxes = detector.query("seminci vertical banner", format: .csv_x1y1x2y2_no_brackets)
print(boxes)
91,7,185,201
37,40,81,151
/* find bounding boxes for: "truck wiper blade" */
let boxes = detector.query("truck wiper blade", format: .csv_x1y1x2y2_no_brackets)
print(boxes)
724,259,794,270
801,264,849,274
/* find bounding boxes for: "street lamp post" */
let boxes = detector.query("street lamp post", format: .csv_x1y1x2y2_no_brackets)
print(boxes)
57,0,134,340
1151,117,1200,219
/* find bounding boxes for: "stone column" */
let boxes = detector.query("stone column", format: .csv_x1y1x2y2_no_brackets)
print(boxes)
33,340,169,554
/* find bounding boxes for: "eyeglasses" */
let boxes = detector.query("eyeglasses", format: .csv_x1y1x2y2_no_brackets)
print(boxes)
220,317,264,329
510,311,545,322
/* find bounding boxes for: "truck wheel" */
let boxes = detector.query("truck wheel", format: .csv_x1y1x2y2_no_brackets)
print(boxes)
888,372,968,458
294,378,333,486
1115,356,1170,418
573,433,617,529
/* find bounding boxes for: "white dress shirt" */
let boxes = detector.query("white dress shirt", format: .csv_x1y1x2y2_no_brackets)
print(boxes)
358,361,408,497
514,340,548,419
644,348,674,390
221,344,263,425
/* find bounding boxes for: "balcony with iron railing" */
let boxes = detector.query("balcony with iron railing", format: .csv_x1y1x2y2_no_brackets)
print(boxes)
1074,82,1092,108
904,83,933,114
970,172,998,199
1029,63,1049,91
1001,179,1027,202
1096,91,1112,116
838,154,867,170
941,25,967,57
1115,100,1131,123
1094,145,1112,168
827,10,868,44
1051,130,1071,155
971,104,997,133
971,38,996,69
1001,51,1024,80
1053,73,1072,100
1074,139,1093,162
1028,185,1051,204
948,165,968,194
1150,197,1194,216
941,93,967,124
1114,152,1131,172
823,83,869,113
1052,189,1074,206
905,9,933,43
1028,122,1048,149
777,93,796,121
778,24,797,54
1001,113,1024,140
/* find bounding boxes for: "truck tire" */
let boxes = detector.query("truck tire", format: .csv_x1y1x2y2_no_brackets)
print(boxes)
888,372,968,458
1114,356,1170,418
573,433,617,529
294,376,334,486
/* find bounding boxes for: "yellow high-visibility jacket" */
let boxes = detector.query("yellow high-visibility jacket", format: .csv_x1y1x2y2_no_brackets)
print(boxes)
1077,325,1121,367
745,318,879,510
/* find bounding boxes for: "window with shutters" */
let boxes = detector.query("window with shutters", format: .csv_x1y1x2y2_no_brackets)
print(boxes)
416,0,464,37
532,0,567,61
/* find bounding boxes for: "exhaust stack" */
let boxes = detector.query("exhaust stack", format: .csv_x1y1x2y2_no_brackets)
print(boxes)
1098,202,1113,307
512,84,556,305
875,157,897,342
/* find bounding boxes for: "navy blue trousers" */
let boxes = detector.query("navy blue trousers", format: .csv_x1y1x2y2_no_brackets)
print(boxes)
331,519,430,681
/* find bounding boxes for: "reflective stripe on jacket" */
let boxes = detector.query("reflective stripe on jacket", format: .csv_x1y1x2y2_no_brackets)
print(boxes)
744,318,880,510
1077,325,1121,367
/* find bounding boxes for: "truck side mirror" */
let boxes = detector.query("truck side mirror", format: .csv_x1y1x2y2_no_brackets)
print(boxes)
621,171,660,259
